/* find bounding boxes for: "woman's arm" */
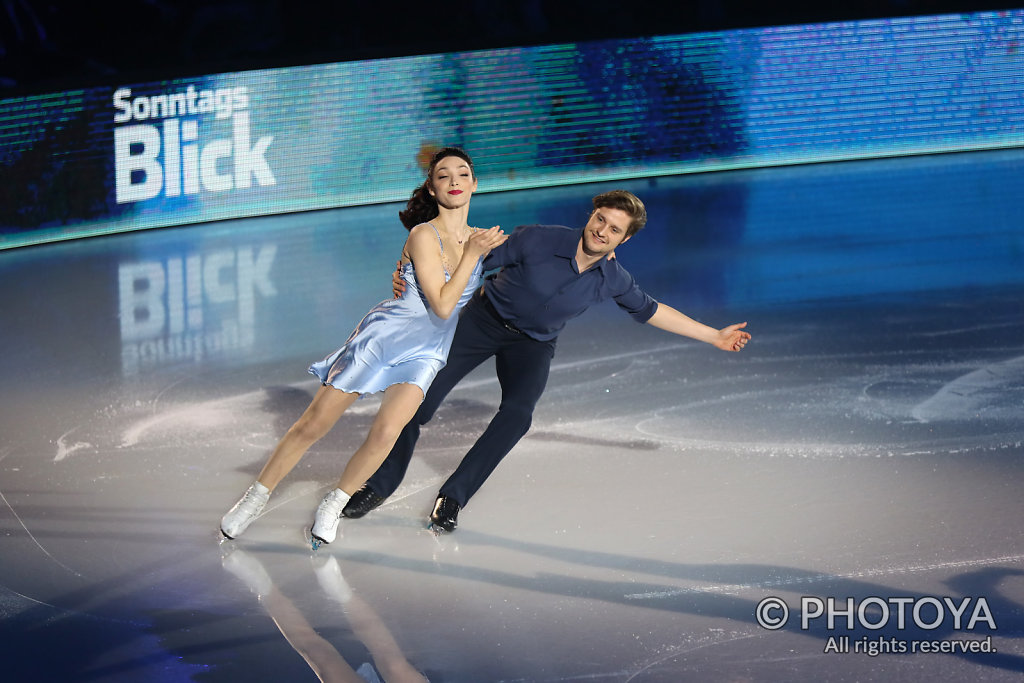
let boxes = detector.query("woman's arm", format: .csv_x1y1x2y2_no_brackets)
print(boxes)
405,225,505,319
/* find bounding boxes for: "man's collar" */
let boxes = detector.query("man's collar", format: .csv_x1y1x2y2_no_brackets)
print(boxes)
558,227,611,273
554,227,582,259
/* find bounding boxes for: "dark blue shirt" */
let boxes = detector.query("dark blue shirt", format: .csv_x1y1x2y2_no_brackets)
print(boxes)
481,224,658,341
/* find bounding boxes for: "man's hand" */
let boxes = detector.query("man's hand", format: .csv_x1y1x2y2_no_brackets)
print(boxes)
715,322,750,352
392,260,406,299
645,303,751,352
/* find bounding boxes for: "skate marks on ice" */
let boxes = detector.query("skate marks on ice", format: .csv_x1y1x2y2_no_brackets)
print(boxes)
56,334,791,473
522,289,1024,461
100,345,681,501
621,552,1024,601
54,380,379,464
336,529,1024,680
620,558,1024,680
0,446,82,579
620,341,1024,460
0,486,82,579
54,426,92,462
118,384,321,450
912,354,1024,423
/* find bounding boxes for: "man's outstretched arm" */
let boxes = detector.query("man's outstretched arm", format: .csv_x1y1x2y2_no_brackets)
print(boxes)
646,303,750,352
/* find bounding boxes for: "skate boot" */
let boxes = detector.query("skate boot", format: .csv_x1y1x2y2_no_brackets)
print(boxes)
342,485,387,518
311,488,351,547
221,481,270,539
428,495,460,533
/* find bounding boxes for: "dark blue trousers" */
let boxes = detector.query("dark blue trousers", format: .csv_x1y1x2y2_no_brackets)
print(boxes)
365,289,556,507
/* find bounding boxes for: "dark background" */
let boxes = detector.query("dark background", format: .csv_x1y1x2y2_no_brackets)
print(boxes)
1,1,1016,95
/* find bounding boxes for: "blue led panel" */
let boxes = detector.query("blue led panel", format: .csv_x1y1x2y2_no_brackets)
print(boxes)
1,9,1022,248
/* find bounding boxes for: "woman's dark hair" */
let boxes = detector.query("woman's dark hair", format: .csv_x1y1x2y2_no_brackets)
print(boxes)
399,147,475,230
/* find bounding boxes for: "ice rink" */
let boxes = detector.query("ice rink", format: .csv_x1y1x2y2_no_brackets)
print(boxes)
2,149,1023,681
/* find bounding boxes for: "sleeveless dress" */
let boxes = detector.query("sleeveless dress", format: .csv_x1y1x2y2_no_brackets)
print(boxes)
308,225,484,396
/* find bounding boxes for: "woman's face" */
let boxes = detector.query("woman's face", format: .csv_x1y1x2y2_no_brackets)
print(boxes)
428,155,477,209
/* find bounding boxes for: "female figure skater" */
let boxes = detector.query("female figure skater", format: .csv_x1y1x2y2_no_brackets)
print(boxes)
220,147,505,545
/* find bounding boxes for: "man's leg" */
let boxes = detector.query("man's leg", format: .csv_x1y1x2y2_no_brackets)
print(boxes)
437,335,555,506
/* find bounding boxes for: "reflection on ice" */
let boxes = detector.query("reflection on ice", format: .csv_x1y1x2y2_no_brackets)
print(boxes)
221,547,429,683
118,243,278,376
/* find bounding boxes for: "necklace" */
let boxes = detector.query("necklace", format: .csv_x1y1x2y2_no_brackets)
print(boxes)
432,223,468,274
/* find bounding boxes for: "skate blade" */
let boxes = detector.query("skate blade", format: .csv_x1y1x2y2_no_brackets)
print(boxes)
304,525,325,551
310,533,334,551
427,522,454,536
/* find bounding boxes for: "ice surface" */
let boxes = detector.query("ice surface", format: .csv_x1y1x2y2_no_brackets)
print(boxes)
1,150,1023,681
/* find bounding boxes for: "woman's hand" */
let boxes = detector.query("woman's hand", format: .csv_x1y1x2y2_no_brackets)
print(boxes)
463,226,506,259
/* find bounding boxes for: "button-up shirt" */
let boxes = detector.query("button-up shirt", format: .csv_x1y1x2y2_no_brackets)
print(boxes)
481,224,658,341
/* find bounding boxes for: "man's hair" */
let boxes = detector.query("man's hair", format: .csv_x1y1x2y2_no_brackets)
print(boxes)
592,190,647,238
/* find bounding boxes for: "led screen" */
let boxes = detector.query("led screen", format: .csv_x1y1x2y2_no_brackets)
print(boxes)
1,9,1022,249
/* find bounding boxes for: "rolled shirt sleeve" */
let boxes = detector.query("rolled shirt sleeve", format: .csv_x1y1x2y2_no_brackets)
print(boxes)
608,264,658,324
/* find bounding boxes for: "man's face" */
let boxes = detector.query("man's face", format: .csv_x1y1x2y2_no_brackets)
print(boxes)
581,206,632,257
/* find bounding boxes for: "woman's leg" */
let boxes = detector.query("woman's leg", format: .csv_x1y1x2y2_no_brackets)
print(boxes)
335,383,425,494
361,299,500,500
311,383,425,545
257,384,359,491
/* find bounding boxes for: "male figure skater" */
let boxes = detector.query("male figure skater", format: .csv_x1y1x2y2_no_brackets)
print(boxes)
342,190,750,531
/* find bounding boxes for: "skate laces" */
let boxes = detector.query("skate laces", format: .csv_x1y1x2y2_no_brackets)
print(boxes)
236,485,269,514
319,489,347,518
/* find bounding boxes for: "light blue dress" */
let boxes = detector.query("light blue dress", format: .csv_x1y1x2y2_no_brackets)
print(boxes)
309,225,483,396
